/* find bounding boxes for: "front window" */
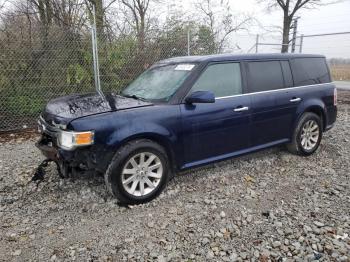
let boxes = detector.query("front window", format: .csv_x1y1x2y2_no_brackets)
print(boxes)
190,62,242,98
121,63,196,101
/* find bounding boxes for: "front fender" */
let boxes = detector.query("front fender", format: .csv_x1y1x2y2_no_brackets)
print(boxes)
106,123,180,172
69,105,182,170
107,122,176,148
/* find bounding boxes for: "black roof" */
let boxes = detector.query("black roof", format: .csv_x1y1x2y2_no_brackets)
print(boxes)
156,53,325,64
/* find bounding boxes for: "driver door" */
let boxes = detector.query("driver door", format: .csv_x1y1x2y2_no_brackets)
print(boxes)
180,62,251,167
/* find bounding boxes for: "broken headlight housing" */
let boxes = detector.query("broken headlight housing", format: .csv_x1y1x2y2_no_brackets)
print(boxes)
57,130,94,150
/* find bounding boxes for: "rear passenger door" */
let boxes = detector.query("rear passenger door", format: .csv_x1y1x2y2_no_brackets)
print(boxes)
246,60,298,146
181,62,251,165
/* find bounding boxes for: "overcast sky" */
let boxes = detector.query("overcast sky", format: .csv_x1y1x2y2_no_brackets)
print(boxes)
173,0,350,58
1,0,348,58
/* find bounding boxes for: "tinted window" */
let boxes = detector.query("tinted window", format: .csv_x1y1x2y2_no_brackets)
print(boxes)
247,61,284,92
280,61,293,87
290,58,330,86
191,63,242,97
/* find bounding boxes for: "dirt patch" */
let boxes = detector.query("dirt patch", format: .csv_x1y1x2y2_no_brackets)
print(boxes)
0,129,39,143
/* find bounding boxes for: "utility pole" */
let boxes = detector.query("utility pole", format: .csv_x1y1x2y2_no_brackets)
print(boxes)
291,17,300,53
187,28,190,56
299,34,304,53
255,34,259,53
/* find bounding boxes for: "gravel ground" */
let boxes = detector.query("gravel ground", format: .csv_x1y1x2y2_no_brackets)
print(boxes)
1,94,350,262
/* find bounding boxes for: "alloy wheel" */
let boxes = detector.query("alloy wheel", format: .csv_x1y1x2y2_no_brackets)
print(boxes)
121,152,163,197
300,120,320,151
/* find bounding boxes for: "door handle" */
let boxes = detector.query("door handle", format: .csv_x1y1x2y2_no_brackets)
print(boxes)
290,97,301,103
234,106,249,112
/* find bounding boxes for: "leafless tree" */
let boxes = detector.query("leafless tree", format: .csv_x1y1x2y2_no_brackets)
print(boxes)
84,0,118,38
195,0,252,53
120,0,151,52
260,0,336,53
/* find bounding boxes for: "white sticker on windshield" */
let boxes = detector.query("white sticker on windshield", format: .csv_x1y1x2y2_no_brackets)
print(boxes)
175,64,195,71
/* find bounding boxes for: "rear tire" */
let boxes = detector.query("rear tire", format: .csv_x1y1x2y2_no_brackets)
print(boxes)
104,139,170,205
287,112,323,156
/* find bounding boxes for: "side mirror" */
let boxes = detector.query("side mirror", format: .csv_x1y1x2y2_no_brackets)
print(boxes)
185,91,215,104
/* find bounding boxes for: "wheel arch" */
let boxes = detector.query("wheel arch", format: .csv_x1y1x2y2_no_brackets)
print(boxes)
114,133,177,174
303,105,327,131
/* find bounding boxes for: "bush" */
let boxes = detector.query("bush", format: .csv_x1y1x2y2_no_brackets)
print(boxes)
4,94,46,116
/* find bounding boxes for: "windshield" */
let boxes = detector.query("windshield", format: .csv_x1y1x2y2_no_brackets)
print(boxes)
121,63,196,101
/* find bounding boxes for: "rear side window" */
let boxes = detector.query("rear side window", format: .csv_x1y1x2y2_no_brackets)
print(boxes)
247,61,284,92
191,63,242,97
290,58,330,86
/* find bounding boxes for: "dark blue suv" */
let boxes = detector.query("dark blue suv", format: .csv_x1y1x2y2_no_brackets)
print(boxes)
37,53,337,204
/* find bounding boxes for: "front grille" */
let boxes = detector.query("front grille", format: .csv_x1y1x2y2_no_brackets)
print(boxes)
38,116,60,146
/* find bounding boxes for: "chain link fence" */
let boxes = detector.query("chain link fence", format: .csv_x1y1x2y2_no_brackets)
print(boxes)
0,19,233,132
0,26,192,131
0,25,94,131
0,23,349,132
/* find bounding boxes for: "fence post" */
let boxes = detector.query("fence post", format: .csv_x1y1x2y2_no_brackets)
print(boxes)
187,28,190,56
299,34,304,53
91,4,105,100
255,34,259,53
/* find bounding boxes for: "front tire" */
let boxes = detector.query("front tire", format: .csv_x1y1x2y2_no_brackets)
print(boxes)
287,112,323,156
105,139,170,205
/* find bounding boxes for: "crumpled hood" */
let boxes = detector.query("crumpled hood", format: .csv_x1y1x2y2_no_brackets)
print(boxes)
42,93,153,126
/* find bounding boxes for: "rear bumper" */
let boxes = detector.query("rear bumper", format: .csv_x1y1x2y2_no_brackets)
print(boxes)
325,123,335,131
325,105,337,132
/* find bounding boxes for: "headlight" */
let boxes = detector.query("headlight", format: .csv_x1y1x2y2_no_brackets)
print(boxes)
58,130,94,150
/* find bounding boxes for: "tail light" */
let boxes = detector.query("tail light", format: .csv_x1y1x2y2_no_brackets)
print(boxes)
334,88,337,106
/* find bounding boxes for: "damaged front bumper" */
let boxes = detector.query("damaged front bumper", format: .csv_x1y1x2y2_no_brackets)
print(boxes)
35,137,60,161
35,133,82,177
36,117,114,176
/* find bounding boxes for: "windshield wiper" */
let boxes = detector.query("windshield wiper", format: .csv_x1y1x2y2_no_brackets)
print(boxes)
122,94,148,102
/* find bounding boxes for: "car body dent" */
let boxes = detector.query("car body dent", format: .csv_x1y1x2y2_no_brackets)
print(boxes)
43,93,153,126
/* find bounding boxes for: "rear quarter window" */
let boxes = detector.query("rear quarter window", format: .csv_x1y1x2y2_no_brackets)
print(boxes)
290,57,331,86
